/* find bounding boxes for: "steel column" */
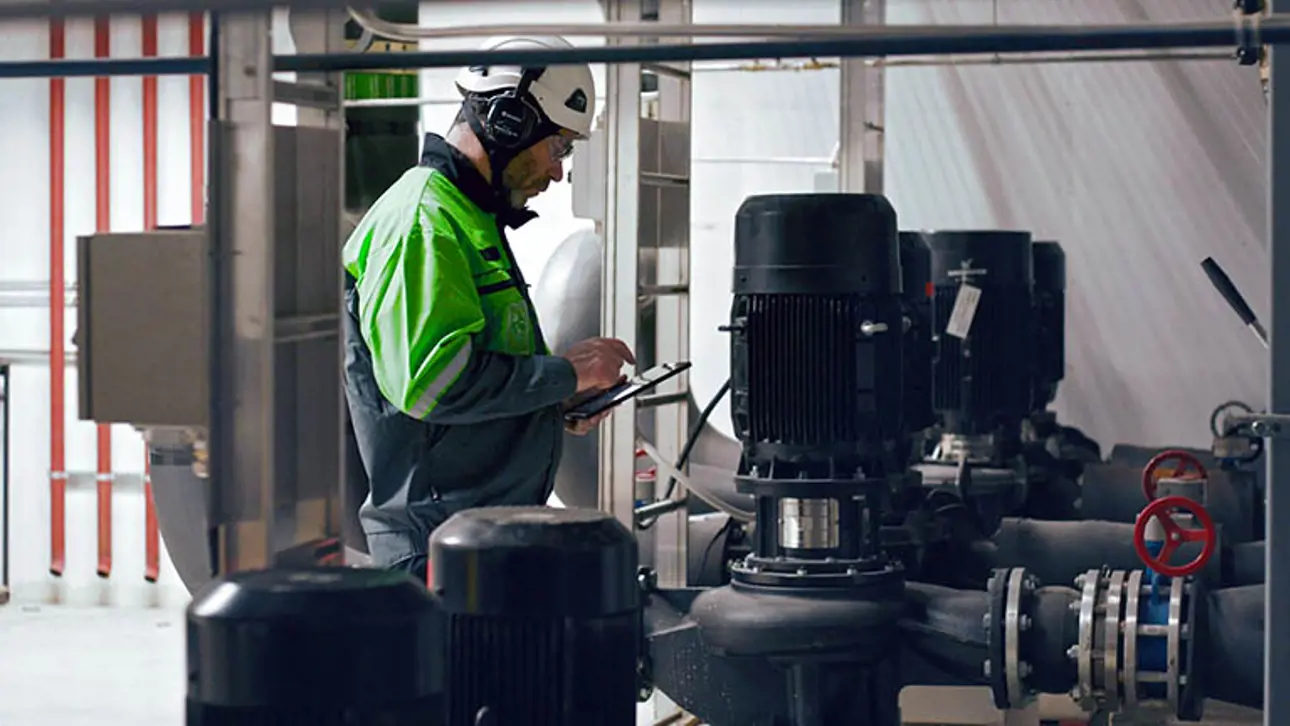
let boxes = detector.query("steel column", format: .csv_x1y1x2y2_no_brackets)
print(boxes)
208,10,277,573
839,0,885,194
599,0,643,538
1267,3,1290,723
643,0,693,593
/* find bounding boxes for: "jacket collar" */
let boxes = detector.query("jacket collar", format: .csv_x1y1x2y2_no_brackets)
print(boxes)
418,133,538,230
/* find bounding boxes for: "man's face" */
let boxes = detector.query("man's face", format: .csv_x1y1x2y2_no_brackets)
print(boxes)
501,131,577,209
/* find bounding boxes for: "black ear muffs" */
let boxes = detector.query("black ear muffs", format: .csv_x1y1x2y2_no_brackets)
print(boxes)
484,66,546,150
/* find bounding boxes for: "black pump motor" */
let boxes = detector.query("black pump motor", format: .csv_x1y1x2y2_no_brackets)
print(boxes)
186,567,445,725
692,193,908,726
429,506,640,726
922,230,1037,439
729,193,907,482
1031,240,1067,409
899,232,936,437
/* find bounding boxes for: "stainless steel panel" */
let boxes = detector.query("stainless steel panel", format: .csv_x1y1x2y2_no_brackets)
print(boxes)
75,229,208,427
270,123,343,545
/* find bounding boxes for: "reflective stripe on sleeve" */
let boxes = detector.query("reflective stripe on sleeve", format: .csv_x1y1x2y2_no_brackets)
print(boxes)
407,339,474,419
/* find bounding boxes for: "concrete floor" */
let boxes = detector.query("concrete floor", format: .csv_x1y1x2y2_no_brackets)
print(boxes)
0,604,186,726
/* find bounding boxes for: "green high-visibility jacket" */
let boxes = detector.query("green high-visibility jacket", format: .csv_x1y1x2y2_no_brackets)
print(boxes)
342,135,577,573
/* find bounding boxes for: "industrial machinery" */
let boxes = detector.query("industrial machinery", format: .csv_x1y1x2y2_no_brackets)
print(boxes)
636,194,1267,726
897,232,937,459
687,194,912,724
186,567,445,724
911,230,1037,535
85,179,1268,724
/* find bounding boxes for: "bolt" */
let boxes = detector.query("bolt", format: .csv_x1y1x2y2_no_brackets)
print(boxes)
637,569,657,592
1019,661,1032,679
1067,645,1080,661
983,660,992,677
1020,615,1032,631
1074,573,1087,588
1023,577,1037,592
1070,686,1082,701
1070,601,1081,613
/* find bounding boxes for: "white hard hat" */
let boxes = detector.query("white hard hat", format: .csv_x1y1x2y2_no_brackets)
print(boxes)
455,35,597,139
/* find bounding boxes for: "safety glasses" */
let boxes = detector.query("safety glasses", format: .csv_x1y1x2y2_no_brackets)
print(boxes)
549,134,575,162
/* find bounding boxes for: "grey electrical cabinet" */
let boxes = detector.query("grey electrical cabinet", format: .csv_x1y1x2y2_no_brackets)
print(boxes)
76,227,209,427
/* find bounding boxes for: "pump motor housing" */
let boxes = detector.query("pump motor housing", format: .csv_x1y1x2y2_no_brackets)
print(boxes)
921,230,1037,436
429,506,640,726
729,193,907,480
899,231,936,435
1031,240,1067,409
185,567,445,725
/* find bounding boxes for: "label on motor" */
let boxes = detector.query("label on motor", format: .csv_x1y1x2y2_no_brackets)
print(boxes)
944,284,982,339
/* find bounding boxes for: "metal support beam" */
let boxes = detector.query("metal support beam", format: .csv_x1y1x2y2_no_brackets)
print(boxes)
596,0,693,591
208,9,278,574
599,0,644,539
207,8,346,577
1267,3,1290,722
839,0,885,194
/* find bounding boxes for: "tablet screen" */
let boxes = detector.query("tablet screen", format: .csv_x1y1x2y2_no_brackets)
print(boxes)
564,362,692,421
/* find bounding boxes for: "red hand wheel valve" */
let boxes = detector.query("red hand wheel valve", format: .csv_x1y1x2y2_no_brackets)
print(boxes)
1141,449,1208,501
1132,495,1218,578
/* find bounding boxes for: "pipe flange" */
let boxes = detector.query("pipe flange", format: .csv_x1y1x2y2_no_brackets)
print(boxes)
985,567,1038,709
1074,568,1101,712
1177,575,1205,720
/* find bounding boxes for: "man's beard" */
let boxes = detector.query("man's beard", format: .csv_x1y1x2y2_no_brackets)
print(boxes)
506,187,529,209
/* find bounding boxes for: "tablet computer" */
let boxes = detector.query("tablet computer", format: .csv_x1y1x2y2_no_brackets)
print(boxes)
563,361,692,421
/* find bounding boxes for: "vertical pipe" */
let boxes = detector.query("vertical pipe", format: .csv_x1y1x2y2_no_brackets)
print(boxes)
141,13,160,584
190,12,205,226
1268,3,1290,723
48,17,67,579
93,15,114,580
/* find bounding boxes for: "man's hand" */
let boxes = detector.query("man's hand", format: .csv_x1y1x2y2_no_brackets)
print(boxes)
562,337,636,393
565,409,610,436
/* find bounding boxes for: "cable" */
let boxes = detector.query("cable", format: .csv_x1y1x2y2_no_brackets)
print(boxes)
638,379,732,530
696,516,736,583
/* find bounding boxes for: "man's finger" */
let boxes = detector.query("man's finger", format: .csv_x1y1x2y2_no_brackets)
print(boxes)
600,338,635,364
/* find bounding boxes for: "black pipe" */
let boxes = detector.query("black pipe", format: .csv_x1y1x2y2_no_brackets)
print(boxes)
3,18,1290,79
898,582,1080,694
977,518,1264,589
1203,584,1264,710
1225,540,1265,586
649,578,1261,723
898,583,989,686
1079,461,1257,542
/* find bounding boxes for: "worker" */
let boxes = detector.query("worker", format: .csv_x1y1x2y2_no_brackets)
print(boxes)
341,35,634,582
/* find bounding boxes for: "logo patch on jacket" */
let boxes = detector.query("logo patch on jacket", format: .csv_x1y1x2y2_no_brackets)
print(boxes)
503,300,532,351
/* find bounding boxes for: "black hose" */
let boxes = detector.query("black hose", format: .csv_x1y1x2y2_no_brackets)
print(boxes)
639,379,731,530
